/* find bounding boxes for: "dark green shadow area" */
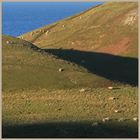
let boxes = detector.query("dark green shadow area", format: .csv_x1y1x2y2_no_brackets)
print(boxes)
44,49,138,86
2,121,138,138
4,42,138,86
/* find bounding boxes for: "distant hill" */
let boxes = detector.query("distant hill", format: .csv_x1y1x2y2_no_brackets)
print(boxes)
20,2,138,58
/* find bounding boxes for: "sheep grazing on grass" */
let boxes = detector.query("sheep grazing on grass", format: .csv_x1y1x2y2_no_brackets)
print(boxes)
79,88,86,93
114,110,120,113
58,68,64,72
133,117,138,121
62,25,65,28
108,86,113,90
45,30,49,35
108,97,115,100
6,41,15,45
79,16,82,19
6,41,10,44
102,117,110,122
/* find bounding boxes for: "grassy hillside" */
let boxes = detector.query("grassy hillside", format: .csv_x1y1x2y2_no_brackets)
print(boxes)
17,2,138,87
2,2,138,138
3,34,118,91
20,2,138,58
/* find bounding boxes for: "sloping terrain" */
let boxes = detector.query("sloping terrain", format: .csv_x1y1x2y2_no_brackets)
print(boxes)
2,2,138,138
20,2,138,58
3,35,117,91
17,2,138,86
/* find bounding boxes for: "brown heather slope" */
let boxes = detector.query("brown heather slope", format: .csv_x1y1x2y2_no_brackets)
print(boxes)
19,2,138,58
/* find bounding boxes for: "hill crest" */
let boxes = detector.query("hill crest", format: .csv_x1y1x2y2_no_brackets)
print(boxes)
19,2,138,58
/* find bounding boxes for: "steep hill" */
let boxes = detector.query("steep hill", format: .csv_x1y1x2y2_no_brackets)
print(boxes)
3,35,117,91
2,2,138,138
20,2,138,58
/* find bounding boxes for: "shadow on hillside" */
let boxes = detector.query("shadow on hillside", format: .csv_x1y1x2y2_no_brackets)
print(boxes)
2,121,138,138
43,49,138,86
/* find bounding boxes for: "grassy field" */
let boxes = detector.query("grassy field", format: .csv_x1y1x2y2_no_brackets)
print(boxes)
2,2,138,138
2,87,138,138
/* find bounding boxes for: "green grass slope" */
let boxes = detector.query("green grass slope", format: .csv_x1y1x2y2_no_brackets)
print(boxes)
2,2,138,138
3,35,117,91
20,2,138,58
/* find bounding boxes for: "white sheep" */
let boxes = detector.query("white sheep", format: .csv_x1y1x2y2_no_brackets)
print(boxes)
79,88,86,92
114,110,120,113
102,117,110,122
108,86,113,90
133,117,138,121
108,97,115,100
58,68,64,72
6,41,10,44
46,30,49,35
